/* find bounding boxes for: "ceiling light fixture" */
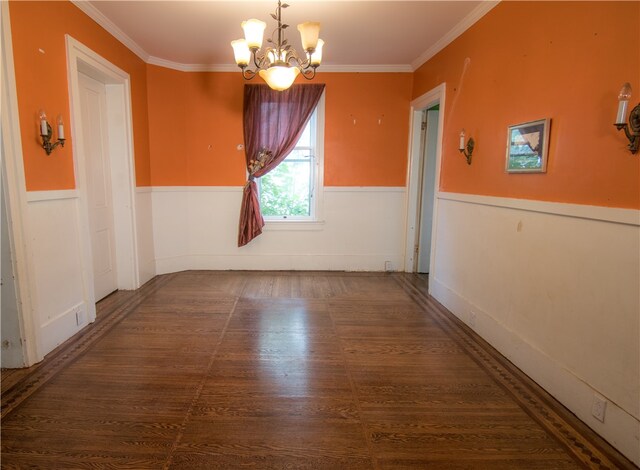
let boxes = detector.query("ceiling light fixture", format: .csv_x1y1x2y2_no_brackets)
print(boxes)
231,1,324,91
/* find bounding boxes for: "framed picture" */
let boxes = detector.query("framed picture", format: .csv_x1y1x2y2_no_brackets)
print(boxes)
506,118,550,173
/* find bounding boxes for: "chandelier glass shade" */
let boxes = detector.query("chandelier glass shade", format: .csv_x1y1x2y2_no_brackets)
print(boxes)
231,1,324,91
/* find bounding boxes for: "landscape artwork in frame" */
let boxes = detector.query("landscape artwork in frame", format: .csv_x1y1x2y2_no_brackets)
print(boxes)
506,118,550,173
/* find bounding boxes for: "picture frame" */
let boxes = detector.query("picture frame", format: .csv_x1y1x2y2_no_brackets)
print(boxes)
506,118,550,173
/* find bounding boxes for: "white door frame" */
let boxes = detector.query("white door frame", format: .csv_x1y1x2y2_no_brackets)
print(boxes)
403,83,446,283
66,36,140,303
1,1,39,365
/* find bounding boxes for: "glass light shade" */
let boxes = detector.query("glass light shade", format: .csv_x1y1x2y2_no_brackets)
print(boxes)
618,82,632,101
259,66,300,91
241,19,266,49
309,39,324,66
231,39,251,65
297,22,320,51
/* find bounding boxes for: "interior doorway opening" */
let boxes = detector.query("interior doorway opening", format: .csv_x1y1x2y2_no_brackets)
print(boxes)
404,83,445,287
416,105,439,273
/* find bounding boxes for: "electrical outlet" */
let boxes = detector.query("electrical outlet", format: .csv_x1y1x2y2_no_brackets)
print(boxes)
75,310,84,326
469,311,477,328
384,261,392,272
591,395,607,422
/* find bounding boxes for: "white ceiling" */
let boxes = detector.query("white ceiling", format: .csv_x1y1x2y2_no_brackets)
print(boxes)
74,1,498,72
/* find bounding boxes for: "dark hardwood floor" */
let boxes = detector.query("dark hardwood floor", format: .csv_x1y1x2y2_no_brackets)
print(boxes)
1,271,635,469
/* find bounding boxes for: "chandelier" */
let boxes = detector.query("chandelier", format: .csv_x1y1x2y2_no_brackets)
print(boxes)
231,1,324,91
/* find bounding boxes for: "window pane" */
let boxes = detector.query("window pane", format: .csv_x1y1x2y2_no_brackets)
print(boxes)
286,148,312,161
296,121,311,148
260,159,311,217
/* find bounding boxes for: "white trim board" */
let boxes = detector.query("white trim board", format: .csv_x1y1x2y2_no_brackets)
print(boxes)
26,190,79,203
66,35,141,295
325,186,405,193
147,57,413,74
154,253,402,274
147,186,405,193
1,1,41,365
150,186,242,193
438,192,640,227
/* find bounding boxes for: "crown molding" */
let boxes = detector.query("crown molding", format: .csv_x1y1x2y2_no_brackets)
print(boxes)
146,57,412,74
146,57,239,72
319,64,412,73
411,0,500,71
70,0,149,62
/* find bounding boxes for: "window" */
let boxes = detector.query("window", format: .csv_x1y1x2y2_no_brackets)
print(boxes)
258,96,324,221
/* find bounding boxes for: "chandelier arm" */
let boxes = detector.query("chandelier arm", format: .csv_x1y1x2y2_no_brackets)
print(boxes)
241,67,258,80
252,49,264,70
299,67,317,80
287,50,312,70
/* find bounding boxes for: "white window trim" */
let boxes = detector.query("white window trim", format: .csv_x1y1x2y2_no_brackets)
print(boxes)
261,92,325,228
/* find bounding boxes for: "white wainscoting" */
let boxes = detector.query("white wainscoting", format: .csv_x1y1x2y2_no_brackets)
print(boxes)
135,187,156,284
23,187,154,359
26,194,94,357
151,186,406,273
430,192,640,465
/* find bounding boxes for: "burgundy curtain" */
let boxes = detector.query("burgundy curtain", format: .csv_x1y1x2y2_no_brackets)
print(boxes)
238,83,325,247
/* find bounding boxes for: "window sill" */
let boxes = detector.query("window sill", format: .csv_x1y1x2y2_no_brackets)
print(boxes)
263,220,326,231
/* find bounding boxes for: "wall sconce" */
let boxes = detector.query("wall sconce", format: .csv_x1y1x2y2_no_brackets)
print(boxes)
459,129,474,165
39,110,65,155
614,83,639,154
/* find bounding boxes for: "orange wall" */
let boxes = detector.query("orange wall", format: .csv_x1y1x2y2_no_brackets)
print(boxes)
146,68,413,186
413,1,640,209
321,73,412,186
9,1,151,190
146,68,247,186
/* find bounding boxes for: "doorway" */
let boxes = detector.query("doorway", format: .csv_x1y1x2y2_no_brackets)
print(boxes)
404,83,446,283
416,106,439,273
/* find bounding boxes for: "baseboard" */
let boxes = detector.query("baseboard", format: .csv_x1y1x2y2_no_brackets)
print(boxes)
39,301,89,357
154,254,403,274
430,276,640,465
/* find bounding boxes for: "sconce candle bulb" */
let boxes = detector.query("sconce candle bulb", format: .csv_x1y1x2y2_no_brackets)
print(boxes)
616,82,632,124
614,82,639,155
458,129,474,165
57,114,64,140
39,110,48,135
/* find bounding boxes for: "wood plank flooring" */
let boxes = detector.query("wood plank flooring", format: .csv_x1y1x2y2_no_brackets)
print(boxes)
1,271,636,469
